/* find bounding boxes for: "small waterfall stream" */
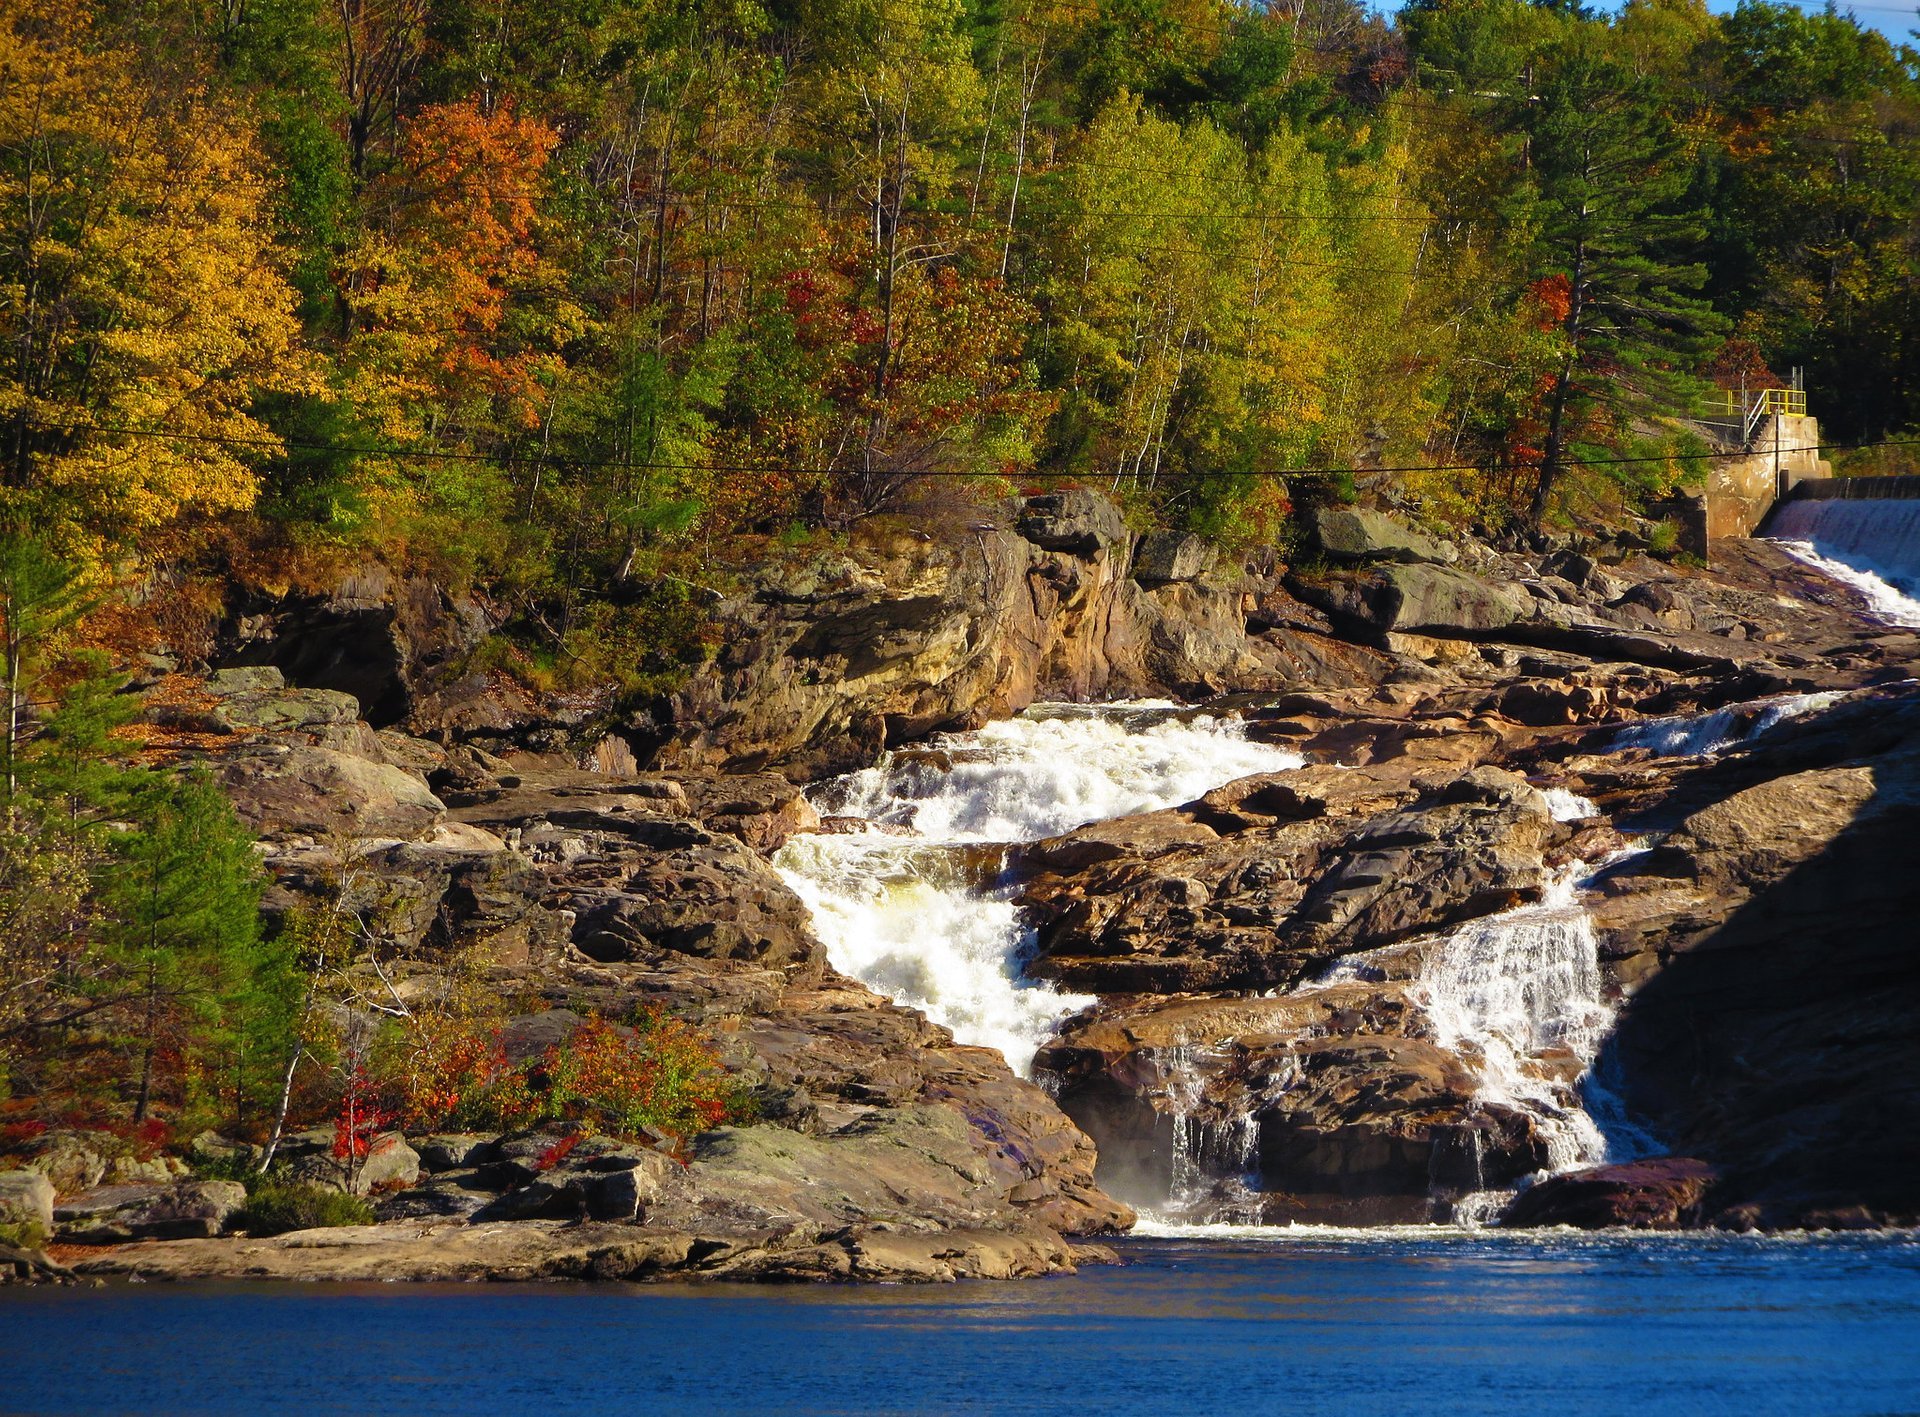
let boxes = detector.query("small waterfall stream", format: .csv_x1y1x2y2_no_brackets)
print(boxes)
773,706,1302,1073
1604,690,1843,758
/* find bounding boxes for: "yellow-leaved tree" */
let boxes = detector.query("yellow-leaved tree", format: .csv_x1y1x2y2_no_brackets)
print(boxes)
0,3,308,553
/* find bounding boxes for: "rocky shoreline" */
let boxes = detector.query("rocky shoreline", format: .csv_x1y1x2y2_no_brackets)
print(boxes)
6,492,1918,1284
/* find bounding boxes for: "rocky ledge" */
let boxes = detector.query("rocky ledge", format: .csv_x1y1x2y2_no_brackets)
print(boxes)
8,491,1919,1279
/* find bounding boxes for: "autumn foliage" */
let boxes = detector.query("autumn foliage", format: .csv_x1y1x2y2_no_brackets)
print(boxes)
389,1009,744,1143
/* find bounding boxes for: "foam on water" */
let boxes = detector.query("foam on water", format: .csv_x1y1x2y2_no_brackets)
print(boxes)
1540,786,1597,822
775,707,1303,1073
1605,690,1843,758
815,706,1301,842
1414,868,1616,1176
1772,536,1920,627
1768,494,1920,609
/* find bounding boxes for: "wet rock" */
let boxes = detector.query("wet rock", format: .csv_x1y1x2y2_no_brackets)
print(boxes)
1501,1157,1721,1230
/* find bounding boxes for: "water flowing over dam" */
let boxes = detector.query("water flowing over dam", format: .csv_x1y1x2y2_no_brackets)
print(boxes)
774,707,1301,1072
1769,494,1920,625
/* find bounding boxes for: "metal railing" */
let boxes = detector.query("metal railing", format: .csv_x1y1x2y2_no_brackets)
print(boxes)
1716,387,1807,446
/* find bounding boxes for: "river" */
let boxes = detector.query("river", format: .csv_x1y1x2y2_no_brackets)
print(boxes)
5,1231,1918,1415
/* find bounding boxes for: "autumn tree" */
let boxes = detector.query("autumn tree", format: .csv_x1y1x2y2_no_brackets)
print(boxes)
0,3,309,554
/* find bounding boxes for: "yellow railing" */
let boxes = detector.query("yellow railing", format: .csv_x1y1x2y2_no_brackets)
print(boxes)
1719,388,1807,418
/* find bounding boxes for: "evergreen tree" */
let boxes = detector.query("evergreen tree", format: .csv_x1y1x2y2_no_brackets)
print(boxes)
98,771,278,1124
1513,34,1725,527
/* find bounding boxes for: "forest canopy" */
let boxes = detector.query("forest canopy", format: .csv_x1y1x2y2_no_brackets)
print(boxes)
0,0,1914,573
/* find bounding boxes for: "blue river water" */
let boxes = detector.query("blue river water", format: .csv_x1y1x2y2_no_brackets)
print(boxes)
5,1230,1918,1417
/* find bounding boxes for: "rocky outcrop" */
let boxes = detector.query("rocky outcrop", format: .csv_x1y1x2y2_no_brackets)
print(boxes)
1310,507,1459,566
129,688,1134,1282
1570,692,1920,1229
72,1216,1113,1285
100,494,1920,1264
55,1180,249,1243
0,1169,54,1248
645,492,1276,776
1016,764,1561,993
1033,986,1553,1224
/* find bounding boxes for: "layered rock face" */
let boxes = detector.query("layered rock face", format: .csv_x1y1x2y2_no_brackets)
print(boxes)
1563,692,1920,1229
22,492,1920,1287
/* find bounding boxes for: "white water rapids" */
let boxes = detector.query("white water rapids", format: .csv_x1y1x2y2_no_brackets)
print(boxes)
1767,496,1920,625
1415,860,1651,1184
774,703,1662,1222
1604,690,1843,758
773,706,1302,1072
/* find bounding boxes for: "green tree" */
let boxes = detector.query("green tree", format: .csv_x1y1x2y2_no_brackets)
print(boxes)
98,771,278,1124
1512,34,1725,527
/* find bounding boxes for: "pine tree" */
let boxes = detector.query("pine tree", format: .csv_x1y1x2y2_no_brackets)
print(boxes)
99,771,275,1124
1513,35,1726,527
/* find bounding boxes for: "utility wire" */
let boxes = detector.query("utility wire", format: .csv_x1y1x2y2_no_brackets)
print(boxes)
39,420,1920,481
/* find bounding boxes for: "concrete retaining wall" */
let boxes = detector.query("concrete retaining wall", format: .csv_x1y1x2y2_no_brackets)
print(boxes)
1704,414,1829,539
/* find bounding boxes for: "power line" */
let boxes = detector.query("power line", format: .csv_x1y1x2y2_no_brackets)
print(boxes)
41,419,1920,481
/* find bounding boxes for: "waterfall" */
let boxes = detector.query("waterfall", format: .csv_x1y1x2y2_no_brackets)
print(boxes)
1768,496,1920,618
1414,869,1616,1177
774,706,1303,1074
1604,690,1842,758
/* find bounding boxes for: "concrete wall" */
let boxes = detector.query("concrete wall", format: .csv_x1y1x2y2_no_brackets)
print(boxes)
1704,414,1830,539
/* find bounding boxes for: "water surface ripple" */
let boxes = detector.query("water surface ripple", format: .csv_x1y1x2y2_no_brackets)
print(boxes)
7,1233,1917,1417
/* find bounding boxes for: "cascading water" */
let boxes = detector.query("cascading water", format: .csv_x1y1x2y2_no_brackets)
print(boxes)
1771,535,1920,627
773,706,1302,1074
1768,496,1920,616
1415,868,1618,1179
1604,690,1843,758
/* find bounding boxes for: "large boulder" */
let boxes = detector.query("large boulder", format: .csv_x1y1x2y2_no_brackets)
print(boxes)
1501,1157,1720,1230
218,743,446,840
1133,531,1216,586
222,566,493,726
1310,508,1457,566
1014,491,1130,556
1034,986,1551,1224
55,1180,248,1243
1292,563,1528,638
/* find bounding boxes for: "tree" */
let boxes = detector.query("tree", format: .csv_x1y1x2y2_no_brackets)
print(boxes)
98,771,276,1124
1511,34,1724,527
0,533,89,825
0,3,310,553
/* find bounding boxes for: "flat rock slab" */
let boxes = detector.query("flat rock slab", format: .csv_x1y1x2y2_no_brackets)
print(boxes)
69,1218,1110,1284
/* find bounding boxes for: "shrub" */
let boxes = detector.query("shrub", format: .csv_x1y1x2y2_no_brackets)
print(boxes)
384,1008,749,1144
536,1013,743,1140
238,1182,374,1236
